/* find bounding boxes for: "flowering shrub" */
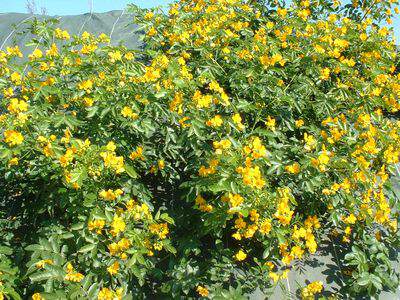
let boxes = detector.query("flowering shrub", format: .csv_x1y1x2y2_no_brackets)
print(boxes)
1,0,400,298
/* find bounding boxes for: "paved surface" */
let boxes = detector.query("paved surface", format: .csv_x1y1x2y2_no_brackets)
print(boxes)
250,239,400,299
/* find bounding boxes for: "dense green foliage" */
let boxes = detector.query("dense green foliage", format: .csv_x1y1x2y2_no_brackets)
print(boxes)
1,0,400,299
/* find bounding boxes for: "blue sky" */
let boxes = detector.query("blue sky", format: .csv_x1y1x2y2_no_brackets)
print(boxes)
1,0,172,14
1,0,399,43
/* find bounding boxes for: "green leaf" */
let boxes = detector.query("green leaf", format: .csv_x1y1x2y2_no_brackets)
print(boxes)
70,223,84,231
162,240,177,254
30,271,58,282
356,273,371,286
155,91,167,98
25,244,44,252
86,106,99,118
78,244,96,253
125,164,138,178
70,167,88,185
160,213,175,225
0,245,13,255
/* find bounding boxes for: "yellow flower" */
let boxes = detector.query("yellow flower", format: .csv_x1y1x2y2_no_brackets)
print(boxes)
274,188,294,225
147,27,157,36
28,48,43,60
4,130,24,146
266,116,276,130
235,249,247,261
206,115,223,127
277,7,287,18
259,219,272,234
305,234,317,253
269,271,280,282
65,272,84,282
196,286,209,297
108,50,122,62
59,149,74,168
125,52,134,60
97,33,110,43
232,113,245,130
6,45,23,57
55,28,70,40
46,43,58,57
213,139,232,154
320,67,330,80
304,133,316,151
107,261,120,275
130,146,144,160
178,116,191,128
32,293,43,300
142,66,161,82
100,151,125,174
121,106,138,119
97,288,113,300
7,98,28,114
110,215,126,236
232,232,242,240
158,159,165,169
149,223,169,239
193,91,213,109
99,189,123,201
88,219,106,233
236,165,265,189
78,79,93,91
304,216,321,229
81,31,91,40
290,246,304,259
344,213,357,224
106,141,116,152
301,281,323,299
295,119,304,127
35,259,53,269
10,72,22,84
8,157,19,166
228,193,244,207
285,162,300,174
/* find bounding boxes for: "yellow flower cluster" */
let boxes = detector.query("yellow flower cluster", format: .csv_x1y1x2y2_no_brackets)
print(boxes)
64,263,84,283
236,165,265,189
301,281,323,299
274,188,294,226
121,106,138,119
97,287,123,300
7,98,28,114
35,259,53,269
99,189,123,201
88,219,106,234
100,142,125,174
196,286,209,297
3,130,24,146
195,195,213,212
108,238,131,257
149,223,169,239
110,215,126,236
198,159,219,176
213,139,232,154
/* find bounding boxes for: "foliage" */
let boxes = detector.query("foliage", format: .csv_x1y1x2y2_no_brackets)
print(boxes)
0,0,400,298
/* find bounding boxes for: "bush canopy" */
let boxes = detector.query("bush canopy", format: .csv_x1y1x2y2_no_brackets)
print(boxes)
1,0,400,299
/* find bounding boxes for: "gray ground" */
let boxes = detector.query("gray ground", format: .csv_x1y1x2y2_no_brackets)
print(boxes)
251,241,400,300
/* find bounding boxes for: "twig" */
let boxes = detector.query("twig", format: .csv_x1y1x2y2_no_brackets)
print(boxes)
110,9,125,45
0,15,35,50
360,0,378,22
